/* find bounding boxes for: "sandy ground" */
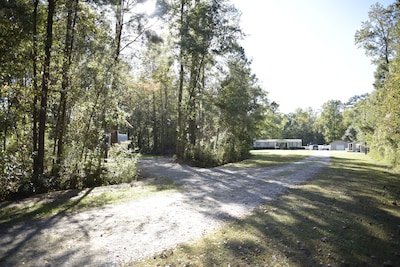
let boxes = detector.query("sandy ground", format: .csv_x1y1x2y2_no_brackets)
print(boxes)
0,151,330,266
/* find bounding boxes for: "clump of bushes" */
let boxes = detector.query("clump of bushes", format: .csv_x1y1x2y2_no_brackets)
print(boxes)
0,141,139,201
106,141,139,184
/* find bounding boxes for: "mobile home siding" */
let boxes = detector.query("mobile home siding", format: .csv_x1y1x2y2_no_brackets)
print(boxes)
254,139,302,149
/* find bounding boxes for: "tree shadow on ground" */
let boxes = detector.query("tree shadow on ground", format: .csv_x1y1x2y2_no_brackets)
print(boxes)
0,188,96,266
176,154,330,220
195,155,400,266
140,154,400,266
0,189,81,223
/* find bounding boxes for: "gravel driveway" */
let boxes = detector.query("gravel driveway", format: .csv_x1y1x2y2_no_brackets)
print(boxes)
0,151,330,266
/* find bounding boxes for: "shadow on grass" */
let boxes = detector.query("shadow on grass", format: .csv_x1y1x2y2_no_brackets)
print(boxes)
0,176,181,266
218,156,400,266
0,189,82,224
0,188,95,266
0,176,179,225
145,154,400,267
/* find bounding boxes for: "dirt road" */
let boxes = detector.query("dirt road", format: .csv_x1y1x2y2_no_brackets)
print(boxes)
0,152,330,266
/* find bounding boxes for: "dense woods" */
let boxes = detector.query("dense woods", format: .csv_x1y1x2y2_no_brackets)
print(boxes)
1,0,400,200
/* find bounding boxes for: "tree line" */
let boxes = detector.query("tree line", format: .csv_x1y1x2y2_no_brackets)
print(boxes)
352,1,400,166
1,0,399,201
0,0,270,200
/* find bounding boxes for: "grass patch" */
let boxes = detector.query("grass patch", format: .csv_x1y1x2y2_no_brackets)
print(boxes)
224,149,313,168
0,177,179,225
135,152,400,267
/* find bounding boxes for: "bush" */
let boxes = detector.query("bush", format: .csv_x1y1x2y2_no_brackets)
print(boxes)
58,143,106,189
185,146,220,168
106,141,139,184
0,146,33,200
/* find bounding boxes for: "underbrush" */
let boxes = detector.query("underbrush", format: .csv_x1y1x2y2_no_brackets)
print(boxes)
1,142,139,201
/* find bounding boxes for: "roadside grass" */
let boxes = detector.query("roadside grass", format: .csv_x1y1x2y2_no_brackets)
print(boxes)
135,152,400,267
0,177,179,225
224,149,313,168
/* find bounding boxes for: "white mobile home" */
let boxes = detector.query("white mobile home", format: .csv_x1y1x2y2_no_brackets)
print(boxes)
253,139,303,149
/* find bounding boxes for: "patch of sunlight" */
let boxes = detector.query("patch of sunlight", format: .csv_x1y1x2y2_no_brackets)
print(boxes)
380,206,400,219
301,184,354,202
360,215,392,241
269,210,298,225
299,201,318,209
306,214,330,227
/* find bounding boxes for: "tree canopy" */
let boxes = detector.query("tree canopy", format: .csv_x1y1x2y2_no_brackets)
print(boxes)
0,0,270,200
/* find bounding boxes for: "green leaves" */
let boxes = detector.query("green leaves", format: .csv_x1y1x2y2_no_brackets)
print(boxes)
319,100,344,144
282,108,320,145
354,2,397,65
216,50,266,162
352,2,400,166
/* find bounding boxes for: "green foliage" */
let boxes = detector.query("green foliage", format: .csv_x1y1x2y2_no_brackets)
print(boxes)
0,150,31,201
0,85,35,199
58,141,105,189
0,0,35,82
371,50,400,166
0,0,290,199
215,48,266,163
342,125,358,142
127,40,177,155
354,2,398,66
352,1,400,167
170,0,246,164
341,99,364,143
58,139,139,191
185,143,221,167
106,142,139,184
256,102,283,139
319,100,345,143
282,108,321,145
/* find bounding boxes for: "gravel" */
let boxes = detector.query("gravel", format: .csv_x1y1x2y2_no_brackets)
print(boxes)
0,151,330,266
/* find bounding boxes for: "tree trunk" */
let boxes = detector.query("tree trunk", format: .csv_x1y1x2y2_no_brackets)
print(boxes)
160,83,166,153
187,54,205,147
32,0,39,176
53,0,78,174
152,90,159,153
36,0,56,178
109,0,124,146
176,0,185,159
177,64,185,159
188,63,198,146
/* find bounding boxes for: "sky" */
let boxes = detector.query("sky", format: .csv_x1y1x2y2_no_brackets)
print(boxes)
232,0,394,114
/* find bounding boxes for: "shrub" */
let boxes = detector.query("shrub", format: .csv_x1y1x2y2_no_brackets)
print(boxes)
105,141,139,184
0,145,33,200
